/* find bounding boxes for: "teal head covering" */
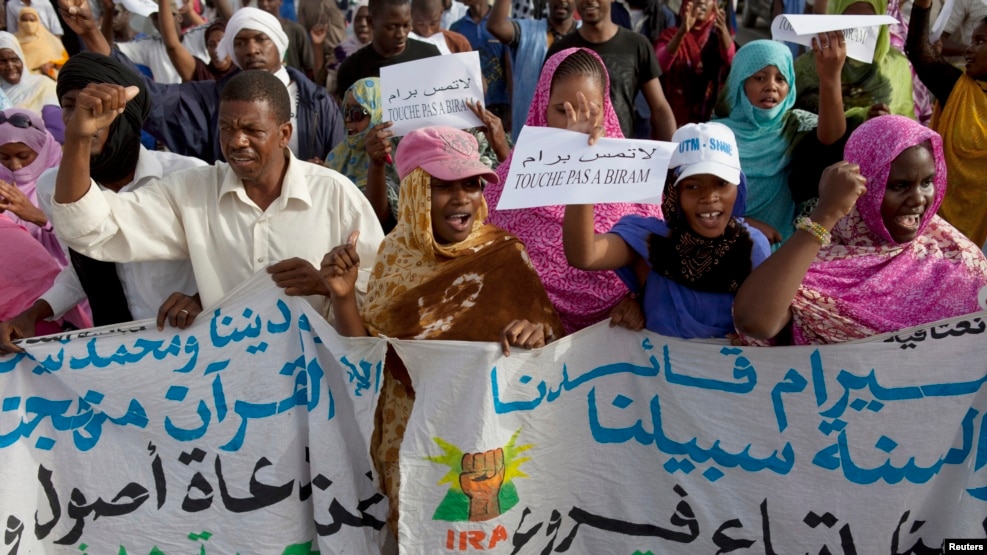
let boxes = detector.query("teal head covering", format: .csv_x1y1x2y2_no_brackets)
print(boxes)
717,40,796,132
714,40,808,242
325,77,384,190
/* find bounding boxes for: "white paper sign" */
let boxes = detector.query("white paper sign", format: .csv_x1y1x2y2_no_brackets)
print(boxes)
380,51,484,137
771,14,899,63
117,0,184,17
118,0,160,17
408,31,451,55
496,126,674,210
931,0,954,42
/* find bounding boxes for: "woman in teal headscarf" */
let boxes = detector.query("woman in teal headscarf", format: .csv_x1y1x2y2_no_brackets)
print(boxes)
325,77,400,230
714,37,846,244
793,0,914,131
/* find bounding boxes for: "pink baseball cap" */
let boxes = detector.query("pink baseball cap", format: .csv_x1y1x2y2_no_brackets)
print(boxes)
395,126,500,185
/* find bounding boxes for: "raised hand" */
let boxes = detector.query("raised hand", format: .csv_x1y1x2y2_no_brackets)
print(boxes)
563,90,604,145
812,161,867,227
57,0,97,35
459,448,506,522
813,30,847,83
64,83,139,145
467,100,509,162
363,121,395,166
320,231,361,300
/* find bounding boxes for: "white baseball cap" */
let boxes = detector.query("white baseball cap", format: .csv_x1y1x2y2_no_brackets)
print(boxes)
670,122,742,187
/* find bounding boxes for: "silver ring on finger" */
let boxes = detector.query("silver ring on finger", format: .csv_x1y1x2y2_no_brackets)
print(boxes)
178,309,190,315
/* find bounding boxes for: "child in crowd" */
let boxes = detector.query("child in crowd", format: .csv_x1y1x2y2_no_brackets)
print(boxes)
714,36,846,244
325,77,400,230
564,121,771,339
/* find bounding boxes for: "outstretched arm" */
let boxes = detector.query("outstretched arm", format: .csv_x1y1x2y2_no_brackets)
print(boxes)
813,31,847,145
487,0,515,45
321,232,371,337
158,0,199,82
58,0,112,55
559,90,636,270
905,0,962,104
733,161,867,339
55,84,140,204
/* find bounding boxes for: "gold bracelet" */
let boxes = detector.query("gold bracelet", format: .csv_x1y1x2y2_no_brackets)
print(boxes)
795,216,831,246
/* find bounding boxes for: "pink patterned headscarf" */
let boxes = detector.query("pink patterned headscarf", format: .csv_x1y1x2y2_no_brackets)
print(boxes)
791,115,987,345
484,48,663,334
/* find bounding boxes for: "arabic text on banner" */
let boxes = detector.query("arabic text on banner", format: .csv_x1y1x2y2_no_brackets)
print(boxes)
0,273,388,554
3,273,987,553
394,315,987,553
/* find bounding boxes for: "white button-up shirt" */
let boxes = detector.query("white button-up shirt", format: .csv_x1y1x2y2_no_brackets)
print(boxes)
37,148,204,321
50,152,384,311
116,26,211,85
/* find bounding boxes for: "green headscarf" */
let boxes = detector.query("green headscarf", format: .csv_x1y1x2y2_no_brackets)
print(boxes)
828,0,890,63
793,0,914,129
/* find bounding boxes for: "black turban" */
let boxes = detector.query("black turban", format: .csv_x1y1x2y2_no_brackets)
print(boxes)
57,52,150,184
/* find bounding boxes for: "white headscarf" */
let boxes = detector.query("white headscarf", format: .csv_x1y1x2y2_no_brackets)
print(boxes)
216,7,289,69
0,31,54,110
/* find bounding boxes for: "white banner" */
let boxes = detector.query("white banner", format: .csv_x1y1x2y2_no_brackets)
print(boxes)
395,317,987,553
771,14,899,63
380,51,484,137
0,273,388,554
5,273,987,553
496,126,672,210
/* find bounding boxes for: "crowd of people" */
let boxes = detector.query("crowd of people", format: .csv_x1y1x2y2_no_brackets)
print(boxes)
0,0,986,539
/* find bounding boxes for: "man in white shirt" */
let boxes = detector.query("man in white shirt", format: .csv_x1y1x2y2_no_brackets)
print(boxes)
7,0,64,35
48,69,384,318
0,52,202,353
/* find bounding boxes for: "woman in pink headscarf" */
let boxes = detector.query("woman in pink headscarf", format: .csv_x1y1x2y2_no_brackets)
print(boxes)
734,115,987,344
484,47,662,334
0,214,90,334
0,107,63,266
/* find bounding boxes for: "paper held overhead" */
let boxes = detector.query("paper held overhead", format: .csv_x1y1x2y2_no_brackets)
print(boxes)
496,126,675,210
118,0,184,18
379,51,485,137
770,14,898,63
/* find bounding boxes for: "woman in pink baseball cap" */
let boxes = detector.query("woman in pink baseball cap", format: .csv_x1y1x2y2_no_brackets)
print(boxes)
320,125,564,533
